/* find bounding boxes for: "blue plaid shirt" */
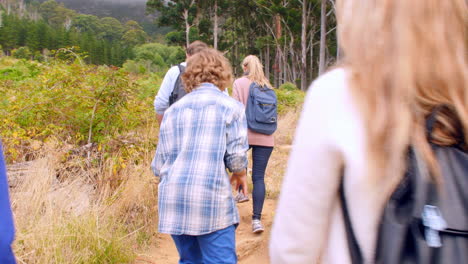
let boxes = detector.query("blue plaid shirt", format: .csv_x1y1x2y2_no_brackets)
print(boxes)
152,83,248,235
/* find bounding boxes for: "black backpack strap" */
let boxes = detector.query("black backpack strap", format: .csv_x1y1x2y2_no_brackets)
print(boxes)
339,175,364,264
169,64,185,106
177,63,185,73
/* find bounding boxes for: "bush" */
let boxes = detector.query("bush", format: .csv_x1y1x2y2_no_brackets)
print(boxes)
122,60,148,74
12,47,32,60
0,58,158,161
278,82,298,91
0,59,41,81
276,88,305,114
131,43,185,73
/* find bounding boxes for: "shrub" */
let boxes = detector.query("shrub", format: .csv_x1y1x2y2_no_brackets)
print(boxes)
0,58,158,162
276,88,305,114
131,43,185,73
278,82,298,91
12,47,33,60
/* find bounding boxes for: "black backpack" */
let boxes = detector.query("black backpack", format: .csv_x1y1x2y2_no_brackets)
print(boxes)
168,64,186,106
340,106,468,264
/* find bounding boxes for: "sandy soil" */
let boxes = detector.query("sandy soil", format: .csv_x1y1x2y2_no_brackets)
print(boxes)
135,199,277,264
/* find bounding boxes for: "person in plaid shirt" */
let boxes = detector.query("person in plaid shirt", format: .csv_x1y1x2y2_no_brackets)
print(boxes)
151,48,248,264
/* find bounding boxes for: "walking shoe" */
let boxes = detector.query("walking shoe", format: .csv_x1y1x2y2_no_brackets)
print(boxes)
234,192,249,203
252,219,264,234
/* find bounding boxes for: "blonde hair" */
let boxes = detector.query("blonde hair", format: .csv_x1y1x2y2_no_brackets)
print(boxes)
242,55,273,88
337,0,468,183
182,48,233,92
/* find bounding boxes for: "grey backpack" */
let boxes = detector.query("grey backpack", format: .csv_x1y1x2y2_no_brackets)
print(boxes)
340,105,468,264
168,64,186,106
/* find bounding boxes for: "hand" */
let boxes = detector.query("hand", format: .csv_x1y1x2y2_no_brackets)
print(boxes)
156,114,164,125
231,171,248,196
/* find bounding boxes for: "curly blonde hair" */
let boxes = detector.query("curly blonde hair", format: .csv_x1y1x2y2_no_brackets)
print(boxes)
182,48,233,92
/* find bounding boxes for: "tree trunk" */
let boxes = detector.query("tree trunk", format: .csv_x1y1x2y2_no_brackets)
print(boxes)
184,9,190,47
318,0,327,75
301,0,308,90
265,44,270,83
273,14,282,88
309,27,314,83
213,0,218,49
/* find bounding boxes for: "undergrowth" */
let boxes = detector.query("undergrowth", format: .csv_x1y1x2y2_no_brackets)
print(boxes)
1,56,304,263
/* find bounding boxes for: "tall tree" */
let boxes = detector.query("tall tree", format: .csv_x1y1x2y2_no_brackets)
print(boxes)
300,0,312,90
318,0,327,75
147,0,198,47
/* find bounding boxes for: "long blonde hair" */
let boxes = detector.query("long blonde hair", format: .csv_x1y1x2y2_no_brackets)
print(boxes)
337,0,468,184
242,55,273,88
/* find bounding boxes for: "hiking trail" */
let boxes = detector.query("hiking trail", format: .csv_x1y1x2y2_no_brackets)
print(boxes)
135,199,277,264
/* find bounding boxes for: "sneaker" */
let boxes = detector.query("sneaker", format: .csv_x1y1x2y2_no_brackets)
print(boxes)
252,219,264,234
234,192,249,203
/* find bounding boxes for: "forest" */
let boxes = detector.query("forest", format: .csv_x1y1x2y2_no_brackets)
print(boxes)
0,0,150,65
1,0,338,90
0,1,328,262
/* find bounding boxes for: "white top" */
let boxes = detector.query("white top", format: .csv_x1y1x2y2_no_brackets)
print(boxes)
270,69,395,263
154,62,228,115
154,62,187,115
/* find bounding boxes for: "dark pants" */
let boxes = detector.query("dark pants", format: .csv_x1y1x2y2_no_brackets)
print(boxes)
171,225,237,264
249,145,273,220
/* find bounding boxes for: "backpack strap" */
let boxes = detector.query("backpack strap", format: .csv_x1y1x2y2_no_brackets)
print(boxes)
169,64,186,106
339,175,364,264
177,63,185,73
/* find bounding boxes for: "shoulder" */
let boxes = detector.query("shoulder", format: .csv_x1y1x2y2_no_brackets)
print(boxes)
302,67,364,149
218,93,245,120
167,63,185,76
233,77,251,87
308,68,348,98
221,92,245,110
304,68,353,115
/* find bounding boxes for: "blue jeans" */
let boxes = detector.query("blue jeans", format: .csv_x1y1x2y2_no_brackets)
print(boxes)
239,145,273,220
171,225,237,264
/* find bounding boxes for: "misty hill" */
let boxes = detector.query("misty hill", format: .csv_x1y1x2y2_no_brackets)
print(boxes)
37,0,153,24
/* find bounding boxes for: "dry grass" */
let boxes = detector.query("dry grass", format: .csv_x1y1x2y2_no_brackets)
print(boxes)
244,108,302,200
9,120,160,264
8,105,301,263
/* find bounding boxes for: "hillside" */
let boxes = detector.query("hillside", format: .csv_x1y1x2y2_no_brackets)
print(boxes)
37,0,152,23
1,56,304,263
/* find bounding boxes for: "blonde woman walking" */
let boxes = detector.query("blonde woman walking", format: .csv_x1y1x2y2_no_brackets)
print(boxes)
232,55,275,234
270,0,467,263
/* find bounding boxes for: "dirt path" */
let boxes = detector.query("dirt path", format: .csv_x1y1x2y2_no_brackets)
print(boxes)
136,199,277,264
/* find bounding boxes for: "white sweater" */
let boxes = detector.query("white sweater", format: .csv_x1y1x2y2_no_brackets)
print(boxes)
270,69,396,263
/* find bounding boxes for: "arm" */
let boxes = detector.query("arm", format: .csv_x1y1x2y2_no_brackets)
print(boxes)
151,119,170,178
224,108,248,174
232,80,242,103
154,66,179,121
269,82,343,264
0,142,16,264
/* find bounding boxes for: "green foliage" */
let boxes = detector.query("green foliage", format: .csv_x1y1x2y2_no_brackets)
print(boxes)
0,57,160,161
0,59,41,81
12,47,33,60
122,60,148,74
130,43,185,73
39,0,77,26
276,88,305,114
0,2,147,66
278,82,298,91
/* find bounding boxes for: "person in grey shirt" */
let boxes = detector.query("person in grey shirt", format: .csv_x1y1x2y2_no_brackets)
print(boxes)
153,41,208,124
